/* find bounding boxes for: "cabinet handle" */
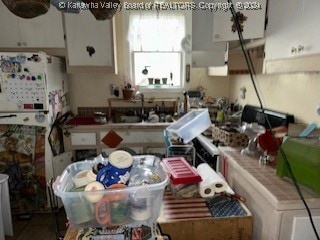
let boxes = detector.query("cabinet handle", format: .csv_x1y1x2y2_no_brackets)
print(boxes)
214,34,220,39
22,42,27,47
17,42,21,47
298,45,304,52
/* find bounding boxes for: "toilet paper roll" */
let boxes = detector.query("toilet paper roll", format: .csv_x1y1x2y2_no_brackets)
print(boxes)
197,163,228,197
199,179,216,198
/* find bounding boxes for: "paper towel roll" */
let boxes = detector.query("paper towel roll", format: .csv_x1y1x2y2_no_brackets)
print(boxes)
197,163,228,197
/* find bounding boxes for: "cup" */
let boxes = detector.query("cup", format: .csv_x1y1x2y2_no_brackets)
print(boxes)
148,78,153,85
95,183,129,226
97,150,133,187
69,199,94,224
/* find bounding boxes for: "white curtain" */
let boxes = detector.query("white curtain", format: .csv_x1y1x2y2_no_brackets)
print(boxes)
128,11,185,52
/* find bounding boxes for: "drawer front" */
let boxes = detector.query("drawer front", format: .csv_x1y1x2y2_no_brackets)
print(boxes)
71,133,96,145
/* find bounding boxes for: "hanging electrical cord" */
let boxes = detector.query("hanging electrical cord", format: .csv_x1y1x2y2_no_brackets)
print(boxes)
226,1,320,239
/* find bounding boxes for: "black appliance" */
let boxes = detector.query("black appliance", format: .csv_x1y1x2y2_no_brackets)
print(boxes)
241,104,294,129
192,135,219,170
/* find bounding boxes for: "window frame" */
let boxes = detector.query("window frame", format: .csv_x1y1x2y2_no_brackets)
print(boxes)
122,9,192,93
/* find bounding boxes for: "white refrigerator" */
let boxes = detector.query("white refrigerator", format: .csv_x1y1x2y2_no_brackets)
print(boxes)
0,52,72,215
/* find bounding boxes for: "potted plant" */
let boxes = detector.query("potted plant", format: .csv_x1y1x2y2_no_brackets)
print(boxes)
122,76,135,100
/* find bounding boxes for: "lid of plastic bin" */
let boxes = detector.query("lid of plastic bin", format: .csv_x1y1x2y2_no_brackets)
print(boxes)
162,157,202,184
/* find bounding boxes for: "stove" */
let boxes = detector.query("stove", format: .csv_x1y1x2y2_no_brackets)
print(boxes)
192,134,219,170
191,105,294,169
241,104,294,129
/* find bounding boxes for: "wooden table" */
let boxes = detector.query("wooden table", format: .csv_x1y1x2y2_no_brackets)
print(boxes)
157,191,253,240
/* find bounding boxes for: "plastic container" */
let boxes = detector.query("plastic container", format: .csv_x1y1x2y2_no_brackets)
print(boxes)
276,138,320,194
166,109,211,143
162,157,201,198
53,155,169,229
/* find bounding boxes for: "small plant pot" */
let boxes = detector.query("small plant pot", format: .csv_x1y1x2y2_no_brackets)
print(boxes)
162,78,168,84
148,78,154,85
154,78,161,84
122,89,134,100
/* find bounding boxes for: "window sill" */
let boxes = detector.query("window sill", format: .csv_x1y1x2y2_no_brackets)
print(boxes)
138,86,185,94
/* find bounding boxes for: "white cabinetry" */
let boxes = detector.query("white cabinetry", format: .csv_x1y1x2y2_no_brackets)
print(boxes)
100,129,165,155
192,0,227,67
64,11,116,73
212,0,266,42
71,133,97,146
219,149,320,240
0,3,65,49
264,0,320,73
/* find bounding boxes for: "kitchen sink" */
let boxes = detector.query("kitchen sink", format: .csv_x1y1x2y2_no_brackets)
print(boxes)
114,116,143,123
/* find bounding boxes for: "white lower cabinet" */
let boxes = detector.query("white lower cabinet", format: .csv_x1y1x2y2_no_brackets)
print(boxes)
99,129,165,155
219,149,320,240
71,133,97,146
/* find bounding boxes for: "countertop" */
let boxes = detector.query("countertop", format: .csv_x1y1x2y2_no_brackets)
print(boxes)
219,147,320,211
64,116,171,130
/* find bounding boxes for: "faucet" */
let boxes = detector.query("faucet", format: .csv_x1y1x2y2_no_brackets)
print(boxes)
134,91,145,117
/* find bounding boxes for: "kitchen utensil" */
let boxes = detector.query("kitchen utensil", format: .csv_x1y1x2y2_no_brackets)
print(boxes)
96,150,133,187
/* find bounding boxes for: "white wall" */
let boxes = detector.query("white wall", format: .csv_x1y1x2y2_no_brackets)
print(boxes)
228,73,320,124
68,69,230,114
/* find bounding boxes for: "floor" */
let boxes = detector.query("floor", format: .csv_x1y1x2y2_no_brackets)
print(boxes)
5,208,67,240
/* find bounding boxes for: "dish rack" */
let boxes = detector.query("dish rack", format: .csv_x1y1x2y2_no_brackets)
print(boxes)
163,130,196,166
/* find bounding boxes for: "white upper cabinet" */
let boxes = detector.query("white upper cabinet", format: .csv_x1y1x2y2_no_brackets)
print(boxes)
264,0,320,73
212,0,267,42
0,3,65,48
265,0,320,60
192,0,227,67
64,11,116,73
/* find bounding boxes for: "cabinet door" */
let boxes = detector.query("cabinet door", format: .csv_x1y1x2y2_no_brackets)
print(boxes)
19,7,65,48
212,0,266,42
192,0,227,67
64,11,113,66
0,1,22,48
0,2,65,48
71,133,97,146
264,0,303,60
265,0,320,60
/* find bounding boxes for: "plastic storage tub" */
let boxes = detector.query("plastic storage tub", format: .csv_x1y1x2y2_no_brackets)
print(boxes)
53,155,169,229
166,109,211,143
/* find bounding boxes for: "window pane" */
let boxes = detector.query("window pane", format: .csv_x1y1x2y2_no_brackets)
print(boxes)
129,12,185,52
133,52,181,87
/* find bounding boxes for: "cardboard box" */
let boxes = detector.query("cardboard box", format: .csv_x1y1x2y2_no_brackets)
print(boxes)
212,126,249,147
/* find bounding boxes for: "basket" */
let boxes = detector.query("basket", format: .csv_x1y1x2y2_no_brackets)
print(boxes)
2,0,50,18
82,0,120,20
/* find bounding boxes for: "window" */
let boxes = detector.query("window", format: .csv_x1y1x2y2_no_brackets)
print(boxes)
128,11,186,88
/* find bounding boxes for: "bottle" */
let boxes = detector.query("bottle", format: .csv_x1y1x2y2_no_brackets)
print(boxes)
160,101,166,113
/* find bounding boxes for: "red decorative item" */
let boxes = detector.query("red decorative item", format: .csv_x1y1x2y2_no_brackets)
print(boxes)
101,130,123,148
258,129,283,155
162,157,202,184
